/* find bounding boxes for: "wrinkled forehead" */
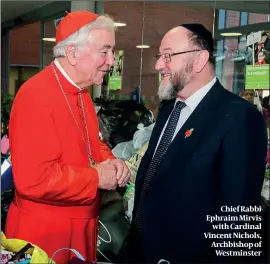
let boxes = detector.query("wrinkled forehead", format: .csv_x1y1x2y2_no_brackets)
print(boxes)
159,27,191,53
88,29,115,49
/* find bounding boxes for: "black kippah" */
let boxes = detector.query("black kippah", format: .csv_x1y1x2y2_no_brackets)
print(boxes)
180,23,214,52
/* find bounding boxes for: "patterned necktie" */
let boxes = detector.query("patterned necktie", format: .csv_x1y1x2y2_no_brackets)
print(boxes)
134,101,186,231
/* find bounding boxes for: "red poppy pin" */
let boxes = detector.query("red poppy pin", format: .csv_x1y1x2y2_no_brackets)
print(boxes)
185,128,194,138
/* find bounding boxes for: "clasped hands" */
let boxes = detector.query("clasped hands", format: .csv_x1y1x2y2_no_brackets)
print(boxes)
95,159,131,190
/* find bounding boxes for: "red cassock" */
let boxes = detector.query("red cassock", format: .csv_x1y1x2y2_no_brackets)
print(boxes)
6,62,115,263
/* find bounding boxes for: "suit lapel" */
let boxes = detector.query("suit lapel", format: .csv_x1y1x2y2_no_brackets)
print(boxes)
151,81,224,184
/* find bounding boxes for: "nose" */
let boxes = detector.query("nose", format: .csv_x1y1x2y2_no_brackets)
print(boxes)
155,56,165,72
106,50,115,67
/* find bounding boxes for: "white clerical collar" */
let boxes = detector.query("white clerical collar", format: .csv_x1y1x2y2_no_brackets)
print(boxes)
176,77,217,113
54,59,82,90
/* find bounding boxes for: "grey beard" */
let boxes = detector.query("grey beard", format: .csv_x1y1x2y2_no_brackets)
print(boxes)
158,62,192,101
158,82,179,101
158,73,188,101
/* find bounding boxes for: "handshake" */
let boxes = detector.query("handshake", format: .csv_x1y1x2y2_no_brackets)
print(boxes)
95,159,131,190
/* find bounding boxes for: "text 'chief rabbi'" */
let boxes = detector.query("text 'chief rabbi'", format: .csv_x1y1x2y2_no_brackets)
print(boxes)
120,23,267,263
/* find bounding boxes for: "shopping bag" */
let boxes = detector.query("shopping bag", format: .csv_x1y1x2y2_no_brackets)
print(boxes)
1,232,50,263
125,142,149,184
49,248,85,264
50,248,110,264
95,99,154,148
97,201,130,263
132,123,154,150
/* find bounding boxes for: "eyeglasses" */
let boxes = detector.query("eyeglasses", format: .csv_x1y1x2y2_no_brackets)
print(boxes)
155,50,202,63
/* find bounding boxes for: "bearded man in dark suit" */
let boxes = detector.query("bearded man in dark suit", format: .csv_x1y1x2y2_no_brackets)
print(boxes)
119,24,268,264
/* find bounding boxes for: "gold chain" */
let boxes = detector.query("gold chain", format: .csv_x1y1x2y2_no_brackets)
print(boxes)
52,64,96,167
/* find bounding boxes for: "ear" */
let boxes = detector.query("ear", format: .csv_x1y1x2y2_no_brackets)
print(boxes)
194,50,209,73
65,45,77,66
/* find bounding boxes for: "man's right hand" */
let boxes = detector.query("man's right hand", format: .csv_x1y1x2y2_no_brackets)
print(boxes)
95,160,118,190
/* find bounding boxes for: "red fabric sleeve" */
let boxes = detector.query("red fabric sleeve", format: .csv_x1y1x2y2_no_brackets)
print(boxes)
9,91,99,206
99,141,116,161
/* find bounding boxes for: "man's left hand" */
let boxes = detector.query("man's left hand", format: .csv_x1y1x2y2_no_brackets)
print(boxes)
109,159,131,187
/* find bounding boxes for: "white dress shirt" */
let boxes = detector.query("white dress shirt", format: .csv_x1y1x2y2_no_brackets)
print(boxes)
154,77,217,154
54,59,82,90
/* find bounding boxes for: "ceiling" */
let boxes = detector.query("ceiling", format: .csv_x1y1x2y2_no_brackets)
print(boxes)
1,0,269,24
169,1,270,14
219,1,270,13
1,1,53,22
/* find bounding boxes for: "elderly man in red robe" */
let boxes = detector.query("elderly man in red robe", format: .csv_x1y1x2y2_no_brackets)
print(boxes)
6,10,131,263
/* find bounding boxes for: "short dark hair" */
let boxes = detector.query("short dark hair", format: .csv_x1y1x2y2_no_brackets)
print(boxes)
187,32,215,67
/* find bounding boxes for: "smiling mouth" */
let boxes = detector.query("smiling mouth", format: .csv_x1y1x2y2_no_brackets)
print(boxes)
161,73,171,79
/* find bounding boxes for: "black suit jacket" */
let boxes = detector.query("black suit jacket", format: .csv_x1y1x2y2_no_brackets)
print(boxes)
120,80,267,264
